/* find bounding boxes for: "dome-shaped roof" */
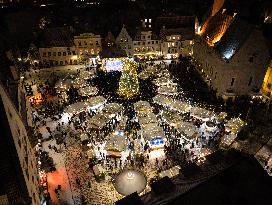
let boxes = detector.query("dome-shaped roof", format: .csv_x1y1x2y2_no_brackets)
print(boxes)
113,169,147,196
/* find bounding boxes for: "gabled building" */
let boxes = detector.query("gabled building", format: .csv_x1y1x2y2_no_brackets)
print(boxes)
115,25,133,56
38,27,78,67
193,9,270,99
155,16,195,59
160,27,194,59
132,29,161,59
74,32,102,59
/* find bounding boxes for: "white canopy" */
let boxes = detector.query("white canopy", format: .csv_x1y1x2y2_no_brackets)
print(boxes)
87,113,109,129
220,133,237,146
134,101,153,114
64,101,90,115
102,103,124,118
190,107,213,121
78,86,98,96
79,70,96,80
153,77,173,86
161,110,183,126
158,85,178,96
138,112,158,126
225,117,245,134
170,100,192,113
142,123,165,141
176,121,199,140
87,96,106,109
153,94,174,107
105,133,127,152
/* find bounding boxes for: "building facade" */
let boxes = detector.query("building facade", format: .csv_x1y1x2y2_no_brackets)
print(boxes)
0,83,41,205
132,30,161,59
39,46,78,66
74,33,102,59
115,26,133,56
193,11,270,98
160,28,194,59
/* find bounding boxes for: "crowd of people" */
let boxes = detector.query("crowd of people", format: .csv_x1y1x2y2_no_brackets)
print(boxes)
20,59,236,205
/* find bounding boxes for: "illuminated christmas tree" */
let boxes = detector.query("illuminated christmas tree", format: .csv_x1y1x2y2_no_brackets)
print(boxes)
118,60,139,99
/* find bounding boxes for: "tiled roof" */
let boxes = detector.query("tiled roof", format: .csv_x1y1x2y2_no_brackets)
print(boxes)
39,27,74,48
215,18,253,60
160,27,195,41
199,10,235,46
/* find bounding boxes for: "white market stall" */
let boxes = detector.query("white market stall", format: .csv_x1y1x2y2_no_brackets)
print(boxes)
78,86,98,96
170,100,192,113
190,107,213,121
134,101,153,114
102,103,124,119
158,85,178,96
87,96,106,111
105,133,127,157
153,94,174,107
225,117,245,134
175,121,199,141
64,101,91,115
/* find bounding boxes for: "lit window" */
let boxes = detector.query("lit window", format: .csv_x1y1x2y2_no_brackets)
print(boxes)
173,36,175,40
149,19,152,23
145,19,147,22
149,25,151,28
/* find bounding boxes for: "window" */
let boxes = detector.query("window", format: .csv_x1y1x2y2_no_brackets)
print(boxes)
63,52,66,56
138,42,140,45
148,35,151,39
148,41,150,44
142,35,145,39
172,36,175,40
78,41,81,46
152,41,154,44
156,41,158,44
96,41,99,45
68,51,71,55
58,52,61,56
84,41,87,45
248,76,253,86
149,25,151,28
60,61,63,65
249,57,253,62
230,78,235,86
72,51,76,55
53,52,56,56
48,52,51,56
142,42,145,45
42,52,46,57
149,19,151,23
145,19,147,22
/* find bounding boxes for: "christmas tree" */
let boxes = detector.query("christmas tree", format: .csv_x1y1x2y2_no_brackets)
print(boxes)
118,59,139,99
